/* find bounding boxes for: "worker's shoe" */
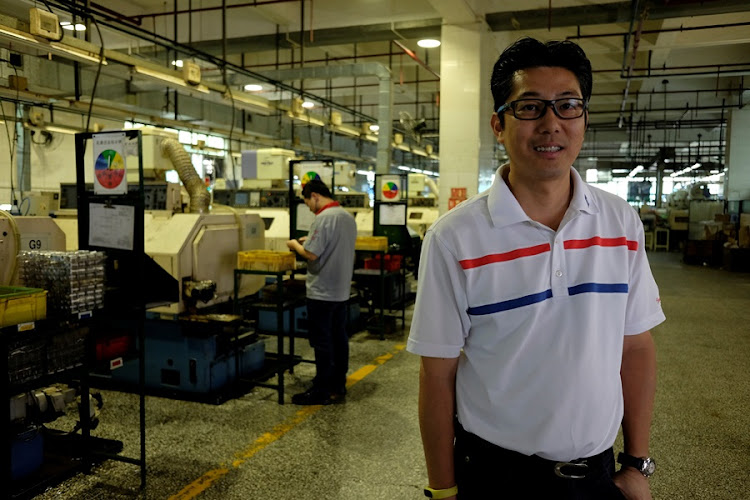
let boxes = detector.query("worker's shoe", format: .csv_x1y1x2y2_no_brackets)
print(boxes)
291,387,332,406
329,389,347,404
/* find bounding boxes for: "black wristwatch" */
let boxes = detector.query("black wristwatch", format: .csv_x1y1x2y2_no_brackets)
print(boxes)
617,452,656,477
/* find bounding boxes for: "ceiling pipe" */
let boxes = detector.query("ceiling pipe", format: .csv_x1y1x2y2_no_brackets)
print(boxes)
617,0,644,128
594,61,750,78
40,0,379,124
392,40,440,79
259,63,394,174
124,0,302,24
567,20,750,40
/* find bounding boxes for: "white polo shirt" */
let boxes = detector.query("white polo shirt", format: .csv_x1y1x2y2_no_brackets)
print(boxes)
407,165,665,461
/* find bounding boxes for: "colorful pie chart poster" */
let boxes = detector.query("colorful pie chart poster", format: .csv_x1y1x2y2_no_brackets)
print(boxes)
93,132,127,195
378,175,402,202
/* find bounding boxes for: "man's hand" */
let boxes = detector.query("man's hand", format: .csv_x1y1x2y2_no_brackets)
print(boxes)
613,467,652,500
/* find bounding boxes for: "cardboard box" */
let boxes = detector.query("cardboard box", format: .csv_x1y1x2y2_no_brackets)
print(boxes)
668,209,689,231
355,236,388,251
237,250,295,272
739,225,750,249
714,213,730,223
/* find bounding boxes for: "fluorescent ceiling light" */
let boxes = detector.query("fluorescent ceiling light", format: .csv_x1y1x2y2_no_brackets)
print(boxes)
171,59,183,67
369,124,380,132
627,165,644,178
133,65,209,93
301,101,315,109
45,125,80,134
49,42,107,65
224,91,273,116
244,84,263,91
417,39,441,48
0,25,37,42
60,22,86,31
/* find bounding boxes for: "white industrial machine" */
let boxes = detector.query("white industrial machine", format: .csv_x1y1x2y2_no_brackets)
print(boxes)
4,129,267,313
406,173,439,238
243,208,289,252
213,152,373,247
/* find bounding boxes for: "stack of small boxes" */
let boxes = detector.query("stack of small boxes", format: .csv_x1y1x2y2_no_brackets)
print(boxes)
448,187,467,210
17,250,106,317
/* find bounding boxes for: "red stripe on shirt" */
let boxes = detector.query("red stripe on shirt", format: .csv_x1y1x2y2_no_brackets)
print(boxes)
564,237,638,251
459,243,551,269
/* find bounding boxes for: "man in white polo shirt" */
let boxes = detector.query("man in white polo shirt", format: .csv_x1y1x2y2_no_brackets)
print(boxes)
408,37,665,500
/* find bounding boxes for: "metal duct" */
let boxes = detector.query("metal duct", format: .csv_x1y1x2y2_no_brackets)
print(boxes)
259,63,393,174
160,138,211,213
424,176,439,199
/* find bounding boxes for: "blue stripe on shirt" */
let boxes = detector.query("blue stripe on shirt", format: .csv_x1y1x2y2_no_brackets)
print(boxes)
466,283,628,316
467,289,553,316
568,283,629,295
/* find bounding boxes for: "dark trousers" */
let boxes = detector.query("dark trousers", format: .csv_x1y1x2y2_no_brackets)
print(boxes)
306,298,348,394
454,425,626,500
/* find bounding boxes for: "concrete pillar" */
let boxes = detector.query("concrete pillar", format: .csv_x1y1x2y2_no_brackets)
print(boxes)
437,23,499,214
725,107,750,200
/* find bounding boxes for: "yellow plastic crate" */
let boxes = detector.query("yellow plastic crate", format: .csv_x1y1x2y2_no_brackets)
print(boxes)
0,286,47,328
355,236,388,251
237,250,296,272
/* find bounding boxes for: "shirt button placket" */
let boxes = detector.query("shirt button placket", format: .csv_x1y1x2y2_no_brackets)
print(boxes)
551,238,566,295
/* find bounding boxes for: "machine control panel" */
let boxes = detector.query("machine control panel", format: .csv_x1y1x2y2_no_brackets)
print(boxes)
213,189,288,208
60,182,176,211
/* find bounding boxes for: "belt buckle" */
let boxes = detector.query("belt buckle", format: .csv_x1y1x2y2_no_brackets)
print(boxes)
554,460,588,479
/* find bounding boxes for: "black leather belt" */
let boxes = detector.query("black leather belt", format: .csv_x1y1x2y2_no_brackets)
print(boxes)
455,424,610,480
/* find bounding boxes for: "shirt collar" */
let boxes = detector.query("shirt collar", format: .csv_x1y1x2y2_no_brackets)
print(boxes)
316,200,340,215
487,164,598,229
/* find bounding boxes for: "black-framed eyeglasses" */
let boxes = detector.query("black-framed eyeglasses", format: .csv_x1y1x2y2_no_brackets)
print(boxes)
496,98,588,120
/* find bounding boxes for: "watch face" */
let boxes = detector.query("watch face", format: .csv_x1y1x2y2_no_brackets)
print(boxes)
643,458,656,476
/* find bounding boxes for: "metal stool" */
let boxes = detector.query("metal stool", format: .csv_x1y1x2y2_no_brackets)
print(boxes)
654,227,669,251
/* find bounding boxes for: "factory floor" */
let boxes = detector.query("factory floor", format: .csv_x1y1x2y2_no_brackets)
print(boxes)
30,251,750,500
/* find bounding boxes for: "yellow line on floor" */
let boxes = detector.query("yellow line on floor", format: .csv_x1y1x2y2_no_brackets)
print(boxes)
168,343,407,500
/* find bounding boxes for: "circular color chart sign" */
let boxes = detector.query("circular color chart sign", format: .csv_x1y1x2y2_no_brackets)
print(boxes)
301,171,321,187
381,181,399,200
95,149,125,189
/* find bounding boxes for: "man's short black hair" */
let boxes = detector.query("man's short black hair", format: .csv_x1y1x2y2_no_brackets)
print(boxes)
490,37,592,125
302,179,332,199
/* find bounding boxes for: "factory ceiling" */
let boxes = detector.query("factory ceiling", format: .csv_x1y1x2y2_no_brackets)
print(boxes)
1,0,749,179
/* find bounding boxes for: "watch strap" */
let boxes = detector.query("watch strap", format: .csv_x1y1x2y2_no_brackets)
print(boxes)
617,452,644,470
617,452,655,477
424,485,458,498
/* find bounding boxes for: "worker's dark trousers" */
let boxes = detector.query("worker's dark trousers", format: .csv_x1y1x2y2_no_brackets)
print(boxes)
306,298,348,394
454,424,627,500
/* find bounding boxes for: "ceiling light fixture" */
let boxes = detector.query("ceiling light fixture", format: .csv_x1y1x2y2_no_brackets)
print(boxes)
133,65,209,93
60,22,86,31
244,84,263,91
301,101,315,109
627,165,644,178
224,91,273,116
171,59,183,67
417,39,441,48
0,25,38,42
49,42,107,65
